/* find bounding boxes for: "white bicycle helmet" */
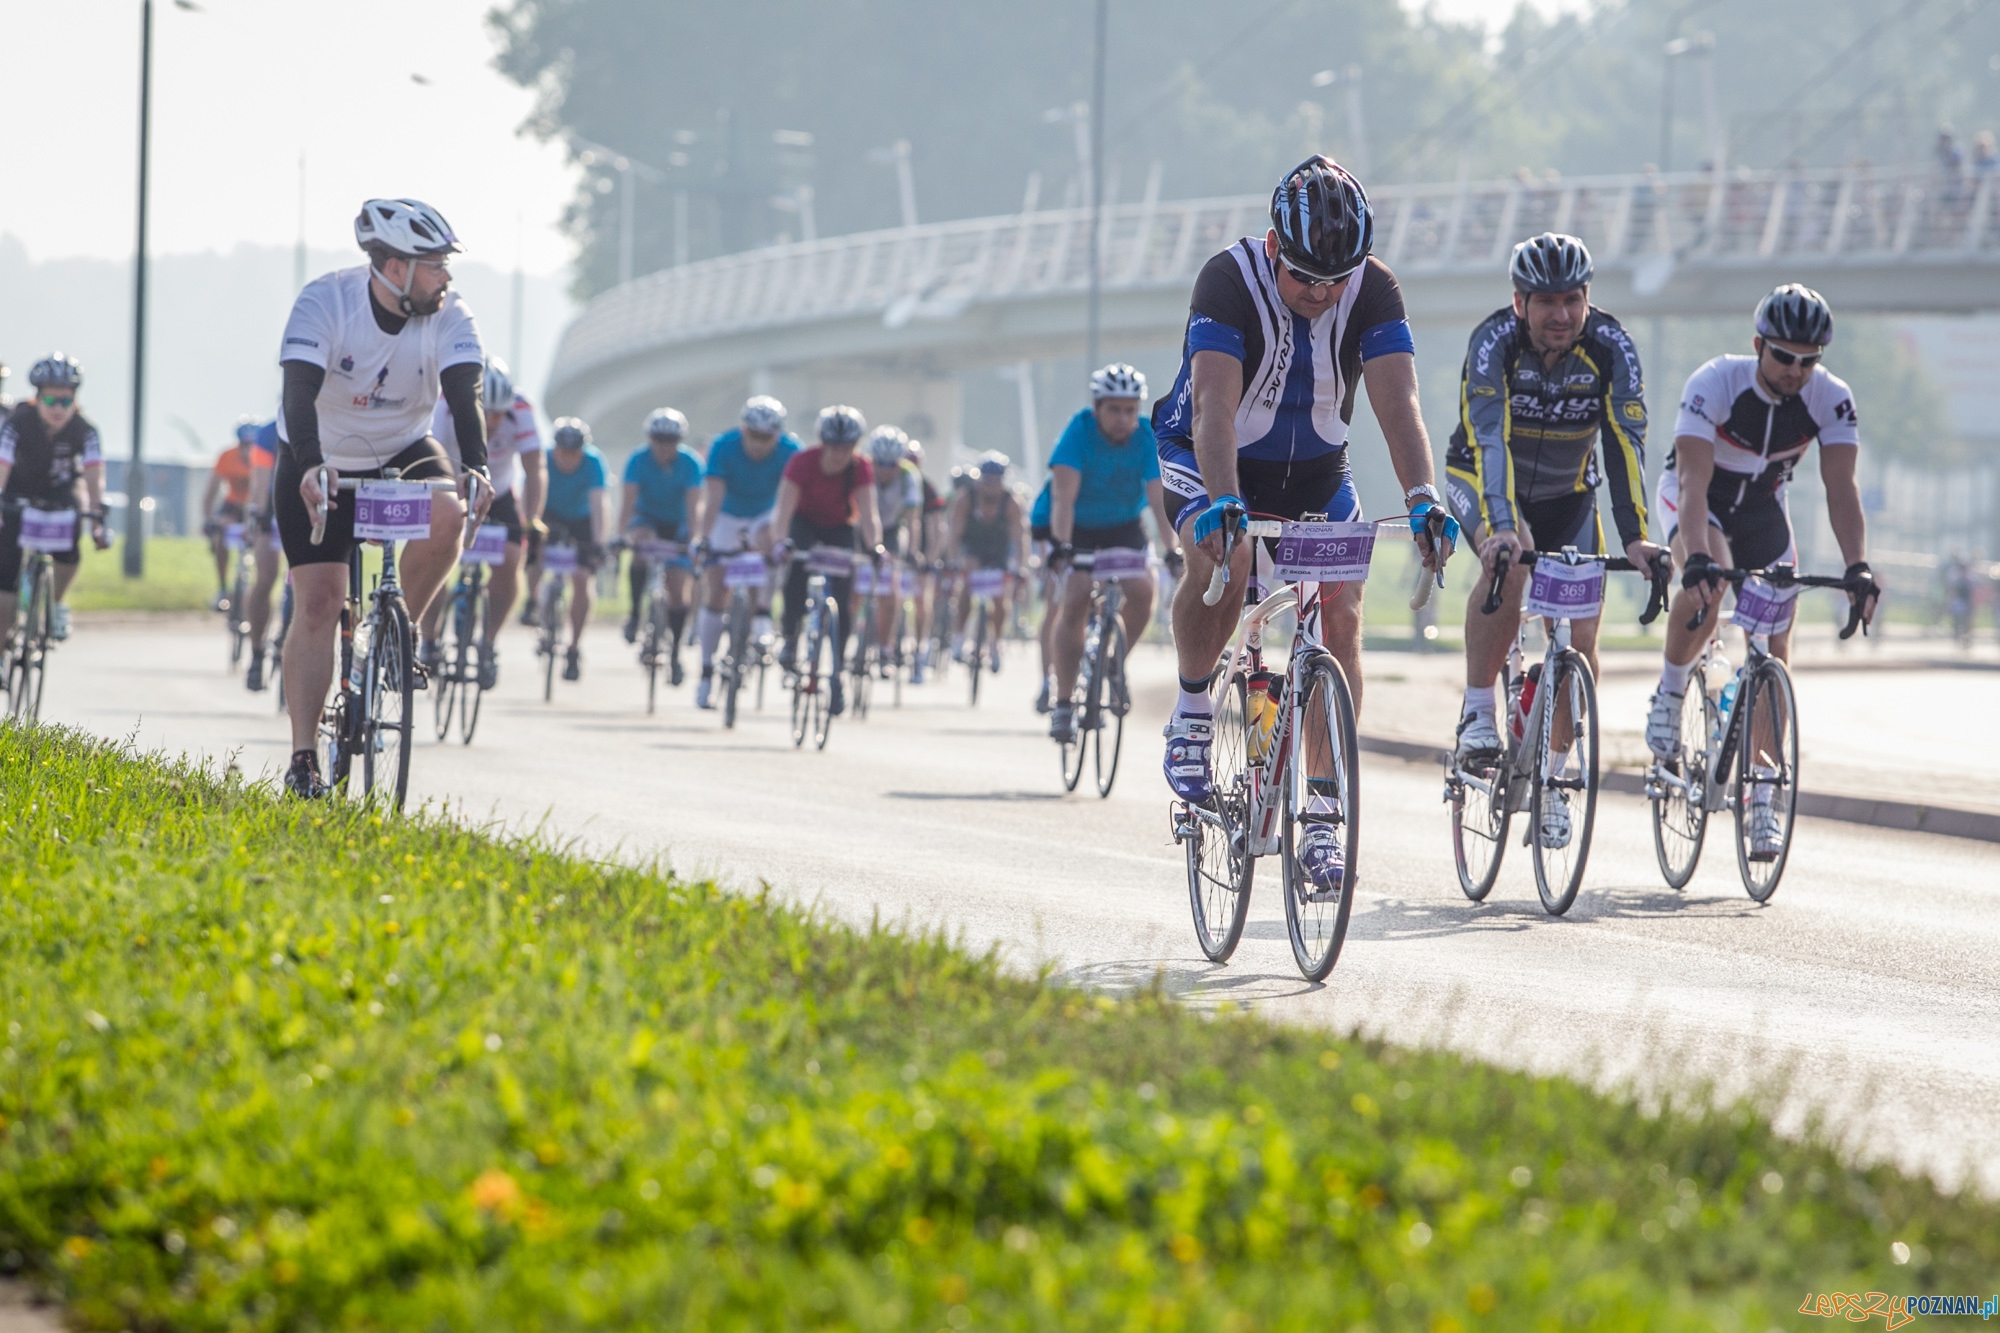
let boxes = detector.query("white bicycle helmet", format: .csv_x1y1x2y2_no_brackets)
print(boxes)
645,407,689,440
1090,363,1148,401
866,425,909,468
551,417,592,450
740,395,787,434
354,198,461,259
480,357,515,413
817,405,867,445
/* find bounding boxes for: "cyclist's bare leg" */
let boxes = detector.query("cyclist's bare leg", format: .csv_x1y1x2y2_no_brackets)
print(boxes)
248,535,281,653
52,560,84,602
1050,569,1093,698
1118,574,1154,655
1662,526,1736,667
1037,572,1056,682
484,542,525,647
1169,514,1253,689
1320,579,1365,716
396,490,468,626
701,563,728,613
282,562,347,752
1462,524,1531,698
567,568,593,651
210,530,230,591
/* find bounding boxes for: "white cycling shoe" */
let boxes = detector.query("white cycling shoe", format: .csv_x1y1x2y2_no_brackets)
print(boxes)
1162,712,1215,803
51,604,72,641
1747,800,1784,861
1297,822,1346,900
1537,789,1573,849
694,673,714,710
1646,689,1685,760
1454,709,1501,765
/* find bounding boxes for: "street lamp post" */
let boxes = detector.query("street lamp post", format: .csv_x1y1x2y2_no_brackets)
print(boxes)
1087,0,1107,371
867,140,918,229
574,137,664,287
125,0,156,578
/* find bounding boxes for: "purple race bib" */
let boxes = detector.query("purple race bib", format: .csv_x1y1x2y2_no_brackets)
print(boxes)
723,554,768,590
1523,560,1605,620
18,508,76,554
543,544,580,576
968,568,1007,598
1731,576,1799,636
462,523,509,566
1273,522,1375,584
352,481,431,541
1086,546,1152,580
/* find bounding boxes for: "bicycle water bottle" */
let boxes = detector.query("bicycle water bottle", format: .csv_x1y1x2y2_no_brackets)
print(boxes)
1246,672,1280,763
1510,664,1541,741
1718,679,1738,726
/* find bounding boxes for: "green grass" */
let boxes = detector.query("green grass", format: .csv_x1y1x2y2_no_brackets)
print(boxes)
0,725,1993,1331
65,537,220,613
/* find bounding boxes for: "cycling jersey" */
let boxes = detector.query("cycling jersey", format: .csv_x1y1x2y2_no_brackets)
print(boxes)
875,459,923,529
277,265,485,471
0,401,102,505
545,445,608,523
958,490,1018,569
625,442,703,535
1444,305,1649,551
1048,408,1160,529
432,393,541,495
212,447,256,508
705,429,801,517
783,447,876,527
1669,355,1857,493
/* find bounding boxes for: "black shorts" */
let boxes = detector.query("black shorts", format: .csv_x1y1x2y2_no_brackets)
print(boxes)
542,513,604,571
275,438,452,569
0,504,81,589
1071,518,1148,553
1030,522,1052,544
488,490,525,546
1517,489,1604,555
1660,469,1796,572
1160,444,1361,531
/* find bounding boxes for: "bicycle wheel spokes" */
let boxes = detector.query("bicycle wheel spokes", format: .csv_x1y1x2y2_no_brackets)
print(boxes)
1530,652,1598,916
459,586,487,746
361,600,416,812
1093,618,1127,799
1734,661,1800,902
1449,757,1509,902
1281,655,1359,982
432,597,460,742
1185,674,1254,962
1650,670,1713,889
812,600,837,750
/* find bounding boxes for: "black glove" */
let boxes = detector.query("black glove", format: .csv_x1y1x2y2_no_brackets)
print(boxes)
1048,541,1075,572
1163,549,1186,578
1681,551,1721,593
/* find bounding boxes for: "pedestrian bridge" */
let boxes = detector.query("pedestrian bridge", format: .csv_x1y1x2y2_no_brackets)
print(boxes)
546,160,2000,437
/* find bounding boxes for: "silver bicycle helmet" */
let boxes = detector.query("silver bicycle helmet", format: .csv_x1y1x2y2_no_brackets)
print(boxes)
1090,363,1148,401
645,407,689,441
28,353,82,390
817,405,867,445
551,417,592,450
866,425,910,468
740,395,787,434
976,450,1010,478
1509,232,1594,293
1269,155,1373,283
480,358,515,413
1754,283,1834,347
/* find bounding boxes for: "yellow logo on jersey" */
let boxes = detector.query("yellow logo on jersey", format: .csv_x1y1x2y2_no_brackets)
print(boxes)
1622,401,1645,421
1471,385,1499,397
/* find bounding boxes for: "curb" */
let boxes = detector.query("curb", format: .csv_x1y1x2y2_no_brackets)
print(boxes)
1357,734,2000,845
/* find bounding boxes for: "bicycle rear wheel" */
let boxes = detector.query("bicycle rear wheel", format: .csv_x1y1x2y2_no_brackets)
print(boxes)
723,598,749,729
1733,659,1800,902
228,560,250,670
1093,617,1127,799
361,599,416,811
539,585,562,702
1281,654,1360,981
812,598,838,749
1651,668,1715,889
1530,649,1599,916
967,601,986,705
1060,617,1097,792
1185,672,1254,962
433,589,462,742
7,561,52,722
459,584,488,746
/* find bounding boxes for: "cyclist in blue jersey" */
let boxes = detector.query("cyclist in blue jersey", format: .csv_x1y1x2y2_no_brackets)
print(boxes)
690,395,801,709
1046,364,1183,744
619,408,705,684
1156,157,1452,892
534,417,609,682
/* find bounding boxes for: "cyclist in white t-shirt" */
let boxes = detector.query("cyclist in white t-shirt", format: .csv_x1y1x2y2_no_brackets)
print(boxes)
272,198,495,798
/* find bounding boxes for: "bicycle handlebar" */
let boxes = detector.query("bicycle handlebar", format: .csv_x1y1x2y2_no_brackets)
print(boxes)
1477,548,1671,624
1683,566,1879,639
308,466,456,547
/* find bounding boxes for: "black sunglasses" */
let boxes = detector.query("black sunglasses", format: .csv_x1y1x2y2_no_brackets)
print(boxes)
1764,344,1822,369
1281,261,1352,292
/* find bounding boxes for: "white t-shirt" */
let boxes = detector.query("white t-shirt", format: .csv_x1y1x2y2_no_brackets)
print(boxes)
431,394,542,496
277,265,484,471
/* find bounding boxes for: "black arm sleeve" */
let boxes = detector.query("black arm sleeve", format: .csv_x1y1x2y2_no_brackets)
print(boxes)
440,362,489,472
281,360,327,468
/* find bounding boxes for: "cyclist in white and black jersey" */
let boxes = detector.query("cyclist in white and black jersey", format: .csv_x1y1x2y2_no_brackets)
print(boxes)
0,354,110,649
273,198,495,798
1155,156,1453,882
422,357,546,688
1643,285,1877,854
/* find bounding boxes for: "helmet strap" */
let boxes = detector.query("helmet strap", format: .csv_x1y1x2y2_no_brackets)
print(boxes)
372,257,420,317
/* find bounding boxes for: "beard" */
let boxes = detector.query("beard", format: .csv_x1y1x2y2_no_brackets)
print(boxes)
408,285,449,317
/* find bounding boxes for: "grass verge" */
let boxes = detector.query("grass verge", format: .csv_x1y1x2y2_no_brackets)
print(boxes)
0,724,1993,1330
66,537,218,614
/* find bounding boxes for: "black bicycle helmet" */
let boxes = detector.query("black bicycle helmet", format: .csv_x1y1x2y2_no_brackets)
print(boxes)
28,353,83,390
1269,155,1373,283
1755,283,1834,347
1510,232,1594,293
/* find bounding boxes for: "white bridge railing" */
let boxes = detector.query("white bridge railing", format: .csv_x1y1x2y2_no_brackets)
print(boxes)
551,161,1993,388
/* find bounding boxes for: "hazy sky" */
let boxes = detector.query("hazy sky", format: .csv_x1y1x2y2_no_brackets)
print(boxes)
0,0,1563,271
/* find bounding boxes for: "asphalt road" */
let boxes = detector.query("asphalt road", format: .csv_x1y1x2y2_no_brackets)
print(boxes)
35,615,2000,1197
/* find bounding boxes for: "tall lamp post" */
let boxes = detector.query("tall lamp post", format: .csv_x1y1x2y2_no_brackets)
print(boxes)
574,137,664,287
1087,0,1107,371
125,0,156,577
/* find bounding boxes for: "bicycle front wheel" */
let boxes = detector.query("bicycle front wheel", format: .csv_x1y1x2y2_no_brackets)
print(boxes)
724,598,749,729
1281,654,1360,981
1059,627,1095,793
361,599,416,812
1093,617,1127,799
812,598,838,750
1733,659,1800,902
459,585,488,746
967,602,986,705
1185,672,1254,962
1530,649,1599,916
432,593,462,742
6,563,51,722
1651,667,1714,889
539,586,562,703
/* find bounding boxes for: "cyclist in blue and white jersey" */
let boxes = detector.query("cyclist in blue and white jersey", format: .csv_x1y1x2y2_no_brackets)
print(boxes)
619,406,705,685
1046,363,1183,745
1157,156,1452,892
689,395,801,709
1644,285,1877,854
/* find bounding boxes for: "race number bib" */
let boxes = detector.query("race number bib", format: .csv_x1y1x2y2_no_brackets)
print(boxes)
1524,560,1605,620
636,539,682,565
543,544,580,576
1086,546,1151,580
352,481,432,541
968,568,1007,598
806,547,853,578
462,523,509,566
1273,522,1376,584
1731,576,1799,636
723,553,769,590
17,508,76,554
223,523,246,552
854,561,894,597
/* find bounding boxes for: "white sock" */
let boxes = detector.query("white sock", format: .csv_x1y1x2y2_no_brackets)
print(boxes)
1660,659,1693,696
697,608,724,665
1176,681,1213,716
1463,683,1496,718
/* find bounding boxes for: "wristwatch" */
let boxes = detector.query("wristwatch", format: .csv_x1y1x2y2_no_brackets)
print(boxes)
1404,483,1442,506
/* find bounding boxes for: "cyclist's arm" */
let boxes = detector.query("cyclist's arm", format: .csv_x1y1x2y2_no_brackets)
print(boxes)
1360,350,1437,503
1188,349,1243,508
1049,464,1081,545
82,457,106,525
249,457,274,517
1670,436,1719,562
855,479,883,552
683,481,705,541
770,477,800,543
589,477,611,547
517,449,546,525
617,480,638,533
438,363,488,472
1596,325,1650,552
280,360,326,468
1819,443,1868,570
697,478,726,543
201,469,224,519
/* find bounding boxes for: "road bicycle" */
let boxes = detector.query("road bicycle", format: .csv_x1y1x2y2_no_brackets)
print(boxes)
1647,564,1876,902
1058,546,1150,797
2,500,95,723
273,576,294,711
788,545,852,750
706,543,774,729
310,466,462,811
1447,548,1669,915
845,557,898,720
963,565,1008,705
432,521,506,744
627,537,693,714
534,543,580,702
925,563,958,687
217,520,254,671
1175,509,1452,981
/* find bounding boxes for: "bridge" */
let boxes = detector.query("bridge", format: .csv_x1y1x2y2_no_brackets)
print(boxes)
546,160,2000,451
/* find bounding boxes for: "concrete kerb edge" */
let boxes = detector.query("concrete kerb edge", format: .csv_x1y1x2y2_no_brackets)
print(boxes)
1357,734,2000,846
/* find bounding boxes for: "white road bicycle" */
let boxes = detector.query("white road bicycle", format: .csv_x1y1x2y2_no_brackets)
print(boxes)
1175,509,1451,982
1058,546,1150,798
788,545,854,750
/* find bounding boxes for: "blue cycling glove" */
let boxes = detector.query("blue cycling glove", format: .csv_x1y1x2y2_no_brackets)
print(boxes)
1192,494,1246,545
1407,500,1462,545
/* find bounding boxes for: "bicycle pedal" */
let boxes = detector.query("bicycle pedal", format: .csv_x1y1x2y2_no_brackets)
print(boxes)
1170,803,1197,842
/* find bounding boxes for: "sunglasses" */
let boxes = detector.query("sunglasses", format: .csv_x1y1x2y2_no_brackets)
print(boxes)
38,394,75,408
1281,261,1353,292
1764,344,1822,369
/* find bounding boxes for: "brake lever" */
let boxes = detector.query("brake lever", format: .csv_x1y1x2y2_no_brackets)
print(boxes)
1478,547,1513,616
